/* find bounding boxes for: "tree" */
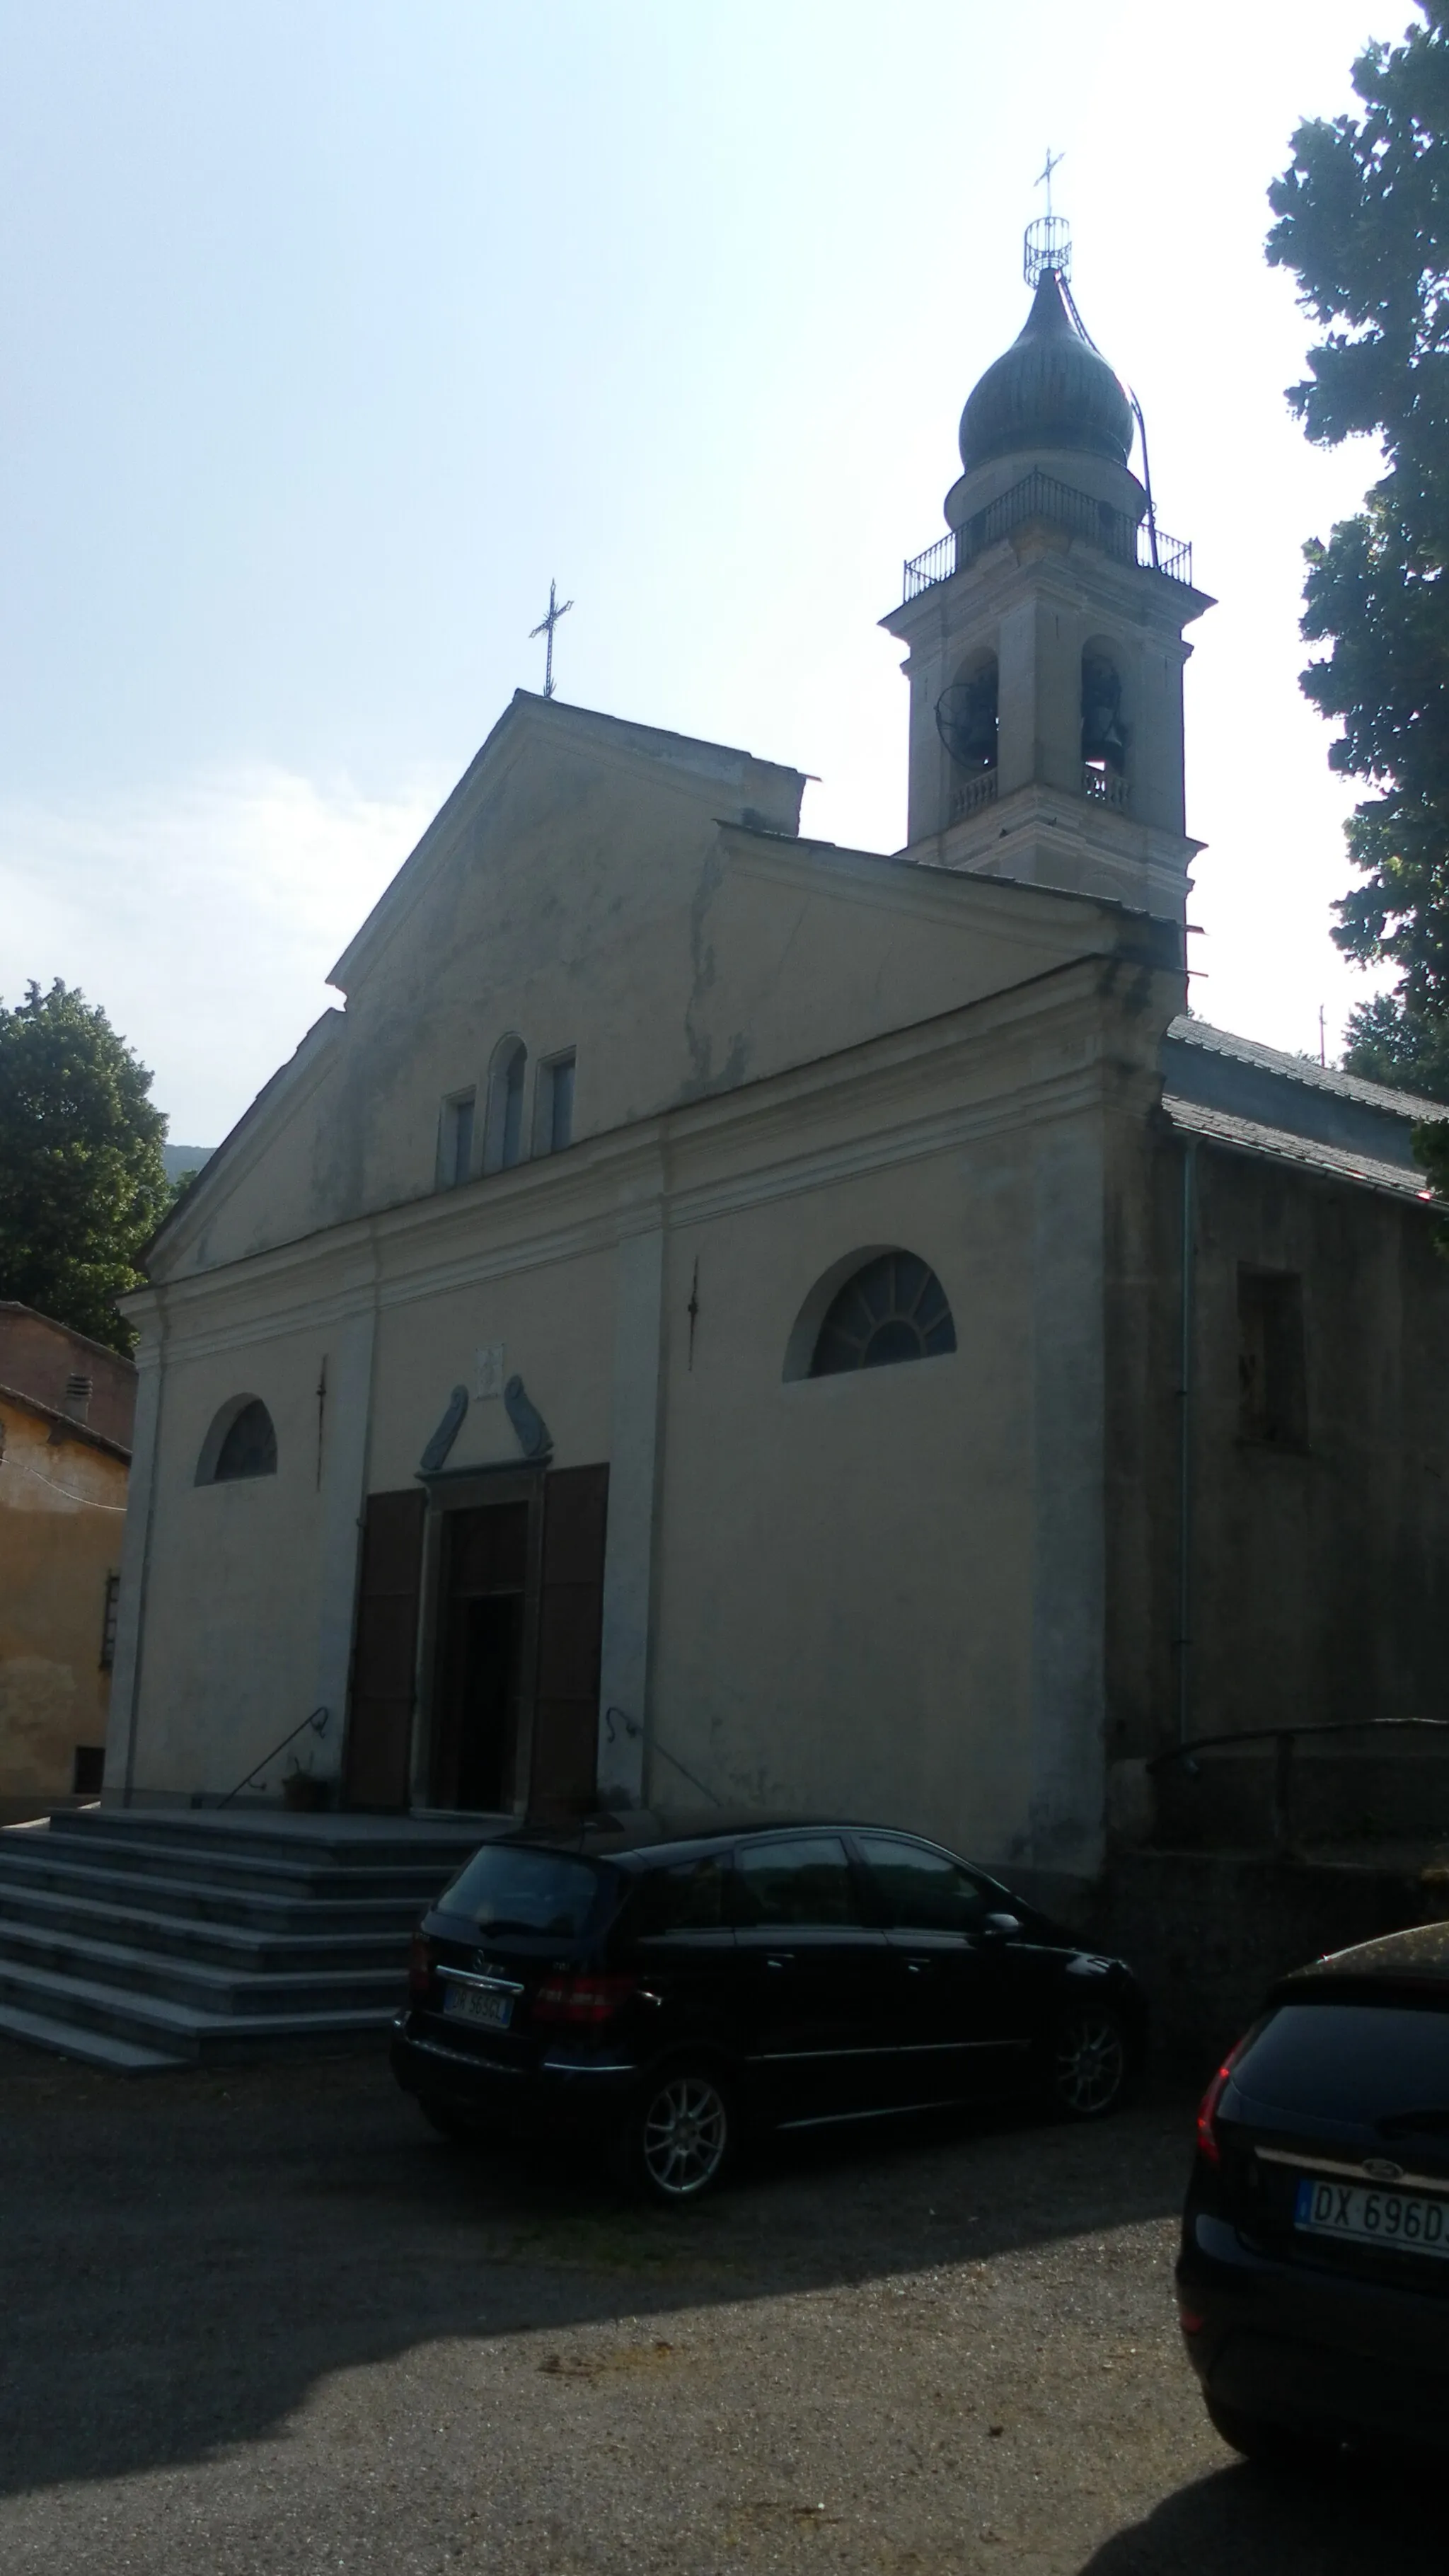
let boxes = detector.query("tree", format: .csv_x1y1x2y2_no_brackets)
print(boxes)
1341,990,1449,1097
0,981,171,1354
1266,4,1449,1141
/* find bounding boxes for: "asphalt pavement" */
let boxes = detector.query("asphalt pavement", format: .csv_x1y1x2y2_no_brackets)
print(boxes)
0,2040,1433,2574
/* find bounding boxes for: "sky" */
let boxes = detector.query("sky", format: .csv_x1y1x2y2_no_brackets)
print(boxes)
0,0,1407,1145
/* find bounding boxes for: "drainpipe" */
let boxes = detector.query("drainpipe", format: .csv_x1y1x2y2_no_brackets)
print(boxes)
1176,1140,1196,1747
122,1286,170,1807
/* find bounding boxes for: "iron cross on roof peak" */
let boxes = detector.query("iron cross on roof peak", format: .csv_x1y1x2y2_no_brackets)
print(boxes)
529,577,574,700
1036,148,1065,220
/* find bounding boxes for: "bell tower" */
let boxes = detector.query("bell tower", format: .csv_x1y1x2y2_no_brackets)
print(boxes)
882,216,1211,921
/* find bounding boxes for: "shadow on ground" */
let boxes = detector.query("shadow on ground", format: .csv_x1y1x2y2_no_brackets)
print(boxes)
1075,2454,1444,2575
0,2037,1187,2505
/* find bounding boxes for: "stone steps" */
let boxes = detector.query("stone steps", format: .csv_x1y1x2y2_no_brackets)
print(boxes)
0,1956,391,2064
0,1847,433,1933
0,1875,399,1968
0,1997,182,2074
0,1918,405,2017
0,1881,403,1973
0,1808,486,2070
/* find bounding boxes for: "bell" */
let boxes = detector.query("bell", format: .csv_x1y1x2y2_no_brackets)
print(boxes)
1081,656,1126,773
935,667,999,774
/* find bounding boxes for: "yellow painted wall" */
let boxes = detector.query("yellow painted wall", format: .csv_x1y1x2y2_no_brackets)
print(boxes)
0,1396,127,1800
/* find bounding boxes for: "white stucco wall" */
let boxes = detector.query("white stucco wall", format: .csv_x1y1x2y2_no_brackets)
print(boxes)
115,701,1177,1853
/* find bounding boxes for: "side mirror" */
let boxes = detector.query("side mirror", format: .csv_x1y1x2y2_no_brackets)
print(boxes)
981,1912,1022,1941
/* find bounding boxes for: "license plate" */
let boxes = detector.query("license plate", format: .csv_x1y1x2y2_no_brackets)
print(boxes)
1294,2175,1449,2256
442,1985,514,2031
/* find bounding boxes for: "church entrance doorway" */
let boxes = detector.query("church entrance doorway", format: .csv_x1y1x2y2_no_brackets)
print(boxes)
341,1464,610,1819
429,1503,528,1810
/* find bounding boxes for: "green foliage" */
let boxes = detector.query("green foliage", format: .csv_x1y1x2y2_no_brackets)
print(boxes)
1341,990,1449,1098
1266,6,1449,1028
0,981,170,1354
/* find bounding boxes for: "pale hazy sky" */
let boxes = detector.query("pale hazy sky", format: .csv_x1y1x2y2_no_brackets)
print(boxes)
0,1,1400,1143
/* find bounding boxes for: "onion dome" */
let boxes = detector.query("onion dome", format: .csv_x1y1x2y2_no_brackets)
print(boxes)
959,268,1133,473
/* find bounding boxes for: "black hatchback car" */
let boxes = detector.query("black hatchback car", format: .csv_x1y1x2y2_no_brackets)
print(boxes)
391,1814,1146,2202
1178,1922,1449,2461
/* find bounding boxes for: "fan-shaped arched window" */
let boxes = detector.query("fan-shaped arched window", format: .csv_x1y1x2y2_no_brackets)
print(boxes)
196,1396,277,1485
483,1035,528,1174
790,1250,957,1380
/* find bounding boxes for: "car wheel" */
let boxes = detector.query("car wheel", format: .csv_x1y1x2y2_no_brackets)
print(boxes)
627,2064,734,2207
1205,2393,1330,2470
1050,2007,1129,2120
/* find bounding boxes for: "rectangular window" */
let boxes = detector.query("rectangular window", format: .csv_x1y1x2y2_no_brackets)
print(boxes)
1238,1268,1307,1447
100,1571,120,1670
440,1090,475,1188
537,1051,575,1155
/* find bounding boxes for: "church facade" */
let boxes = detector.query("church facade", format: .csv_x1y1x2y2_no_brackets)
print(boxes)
103,241,1449,1898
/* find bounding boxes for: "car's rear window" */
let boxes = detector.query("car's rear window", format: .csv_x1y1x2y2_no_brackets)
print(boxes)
1236,2002,1449,2126
438,1846,606,1939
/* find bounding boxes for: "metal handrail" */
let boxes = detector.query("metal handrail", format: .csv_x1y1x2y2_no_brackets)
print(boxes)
216,1706,329,1808
603,1707,722,1808
1147,1718,1449,1861
902,468,1193,602
1148,1719,1449,1775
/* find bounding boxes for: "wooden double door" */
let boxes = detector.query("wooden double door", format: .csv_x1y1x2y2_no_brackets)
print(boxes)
341,1465,608,1817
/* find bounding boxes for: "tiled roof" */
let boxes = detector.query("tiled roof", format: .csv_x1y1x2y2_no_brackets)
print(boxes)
1162,1094,1440,1203
1167,1016,1449,1125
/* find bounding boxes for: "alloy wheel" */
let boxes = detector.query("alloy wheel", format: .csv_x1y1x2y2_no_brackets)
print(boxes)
1054,2012,1126,2118
640,2071,729,2200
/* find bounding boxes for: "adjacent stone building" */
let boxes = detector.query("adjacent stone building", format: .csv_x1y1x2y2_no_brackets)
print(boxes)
100,231,1449,1902
0,1307,135,1819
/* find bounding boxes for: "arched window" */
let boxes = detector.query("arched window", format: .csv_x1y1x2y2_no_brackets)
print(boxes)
483,1035,528,1174
196,1396,277,1485
785,1249,957,1382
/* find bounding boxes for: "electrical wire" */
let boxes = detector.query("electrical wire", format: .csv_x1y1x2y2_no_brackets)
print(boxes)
1058,270,1161,571
0,1450,127,1509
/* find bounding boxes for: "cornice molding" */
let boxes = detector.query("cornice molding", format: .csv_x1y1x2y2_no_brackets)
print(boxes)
140,956,1161,1361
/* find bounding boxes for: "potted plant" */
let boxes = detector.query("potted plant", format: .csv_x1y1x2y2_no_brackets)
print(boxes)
281,1757,330,1813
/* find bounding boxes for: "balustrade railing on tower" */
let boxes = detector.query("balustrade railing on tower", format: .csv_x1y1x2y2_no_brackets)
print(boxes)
902,469,1192,603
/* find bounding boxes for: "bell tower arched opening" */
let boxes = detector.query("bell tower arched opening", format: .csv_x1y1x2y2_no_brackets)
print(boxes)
935,647,999,824
1081,641,1128,807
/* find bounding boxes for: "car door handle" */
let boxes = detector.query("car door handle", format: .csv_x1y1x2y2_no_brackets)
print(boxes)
904,1957,935,1975
764,1954,792,1971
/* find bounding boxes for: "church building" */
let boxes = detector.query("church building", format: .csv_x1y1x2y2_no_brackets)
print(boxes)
103,226,1449,1905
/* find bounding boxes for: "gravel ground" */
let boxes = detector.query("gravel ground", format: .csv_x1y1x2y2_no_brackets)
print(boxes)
0,2039,1436,2574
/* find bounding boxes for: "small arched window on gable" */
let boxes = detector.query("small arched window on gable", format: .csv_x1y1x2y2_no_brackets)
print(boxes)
483,1035,528,1174
784,1249,957,1382
197,1396,278,1485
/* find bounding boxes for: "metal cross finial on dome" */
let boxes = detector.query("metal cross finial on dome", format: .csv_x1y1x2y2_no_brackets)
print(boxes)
529,577,573,699
1024,148,1071,288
